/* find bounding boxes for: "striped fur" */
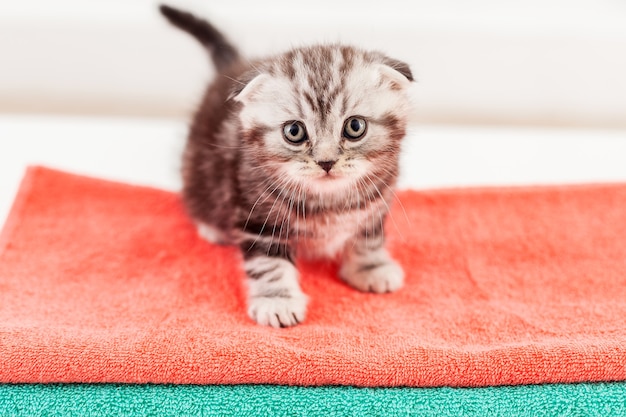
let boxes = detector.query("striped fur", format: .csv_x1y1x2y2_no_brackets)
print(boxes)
161,5,413,327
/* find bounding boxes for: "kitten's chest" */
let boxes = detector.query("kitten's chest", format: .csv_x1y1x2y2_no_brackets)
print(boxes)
294,208,376,259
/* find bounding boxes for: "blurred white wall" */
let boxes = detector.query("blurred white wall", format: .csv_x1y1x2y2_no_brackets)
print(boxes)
1,0,625,128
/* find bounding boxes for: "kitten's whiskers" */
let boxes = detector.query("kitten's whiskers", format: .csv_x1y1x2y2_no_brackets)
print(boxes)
364,174,404,241
275,178,297,249
205,143,244,150
221,74,246,86
375,167,410,241
260,176,293,256
243,175,284,245
243,161,287,231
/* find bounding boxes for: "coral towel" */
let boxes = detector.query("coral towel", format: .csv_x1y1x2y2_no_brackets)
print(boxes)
1,166,626,387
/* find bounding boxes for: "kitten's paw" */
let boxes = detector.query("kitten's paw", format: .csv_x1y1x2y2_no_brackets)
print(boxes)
340,259,404,293
248,292,309,328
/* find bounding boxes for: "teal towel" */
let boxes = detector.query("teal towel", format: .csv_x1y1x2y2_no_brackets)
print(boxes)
1,383,625,417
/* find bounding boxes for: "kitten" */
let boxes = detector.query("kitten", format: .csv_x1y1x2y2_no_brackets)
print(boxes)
160,5,414,328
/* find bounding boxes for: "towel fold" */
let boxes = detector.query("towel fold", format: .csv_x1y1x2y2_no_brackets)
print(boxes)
1,383,626,417
1,167,626,387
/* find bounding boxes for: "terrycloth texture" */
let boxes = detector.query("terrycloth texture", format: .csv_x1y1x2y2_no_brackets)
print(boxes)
1,383,626,417
1,166,626,387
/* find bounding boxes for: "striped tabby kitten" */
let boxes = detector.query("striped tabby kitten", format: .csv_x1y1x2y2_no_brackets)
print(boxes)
160,5,414,327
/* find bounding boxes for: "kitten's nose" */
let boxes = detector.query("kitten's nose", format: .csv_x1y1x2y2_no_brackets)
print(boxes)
317,160,336,173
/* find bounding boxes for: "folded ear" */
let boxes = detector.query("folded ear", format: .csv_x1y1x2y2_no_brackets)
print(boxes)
230,73,272,104
377,59,414,91
383,57,414,82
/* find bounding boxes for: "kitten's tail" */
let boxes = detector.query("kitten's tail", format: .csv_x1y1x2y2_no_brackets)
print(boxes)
159,4,240,73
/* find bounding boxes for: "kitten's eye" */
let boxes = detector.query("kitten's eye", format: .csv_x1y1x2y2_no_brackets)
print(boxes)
282,121,308,144
343,117,367,140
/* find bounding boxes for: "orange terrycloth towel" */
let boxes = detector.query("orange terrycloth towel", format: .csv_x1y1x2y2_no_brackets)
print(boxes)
1,166,626,387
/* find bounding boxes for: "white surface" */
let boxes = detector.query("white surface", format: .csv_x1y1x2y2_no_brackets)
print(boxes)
1,0,626,127
1,114,625,230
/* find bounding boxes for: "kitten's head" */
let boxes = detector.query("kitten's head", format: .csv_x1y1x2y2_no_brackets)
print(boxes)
233,45,413,195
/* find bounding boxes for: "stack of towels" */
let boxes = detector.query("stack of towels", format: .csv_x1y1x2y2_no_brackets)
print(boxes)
1,166,625,416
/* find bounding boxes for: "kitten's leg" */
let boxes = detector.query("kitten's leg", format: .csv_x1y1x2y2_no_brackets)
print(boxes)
339,226,404,293
240,239,308,328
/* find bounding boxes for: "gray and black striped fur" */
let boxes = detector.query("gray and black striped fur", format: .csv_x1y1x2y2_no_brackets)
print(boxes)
160,5,414,327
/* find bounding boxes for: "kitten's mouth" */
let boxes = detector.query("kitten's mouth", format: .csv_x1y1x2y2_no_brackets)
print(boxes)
301,170,355,195
317,171,342,181
311,171,352,187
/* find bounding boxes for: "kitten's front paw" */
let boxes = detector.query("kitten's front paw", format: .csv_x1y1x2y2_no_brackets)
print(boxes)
340,259,404,293
248,292,308,328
